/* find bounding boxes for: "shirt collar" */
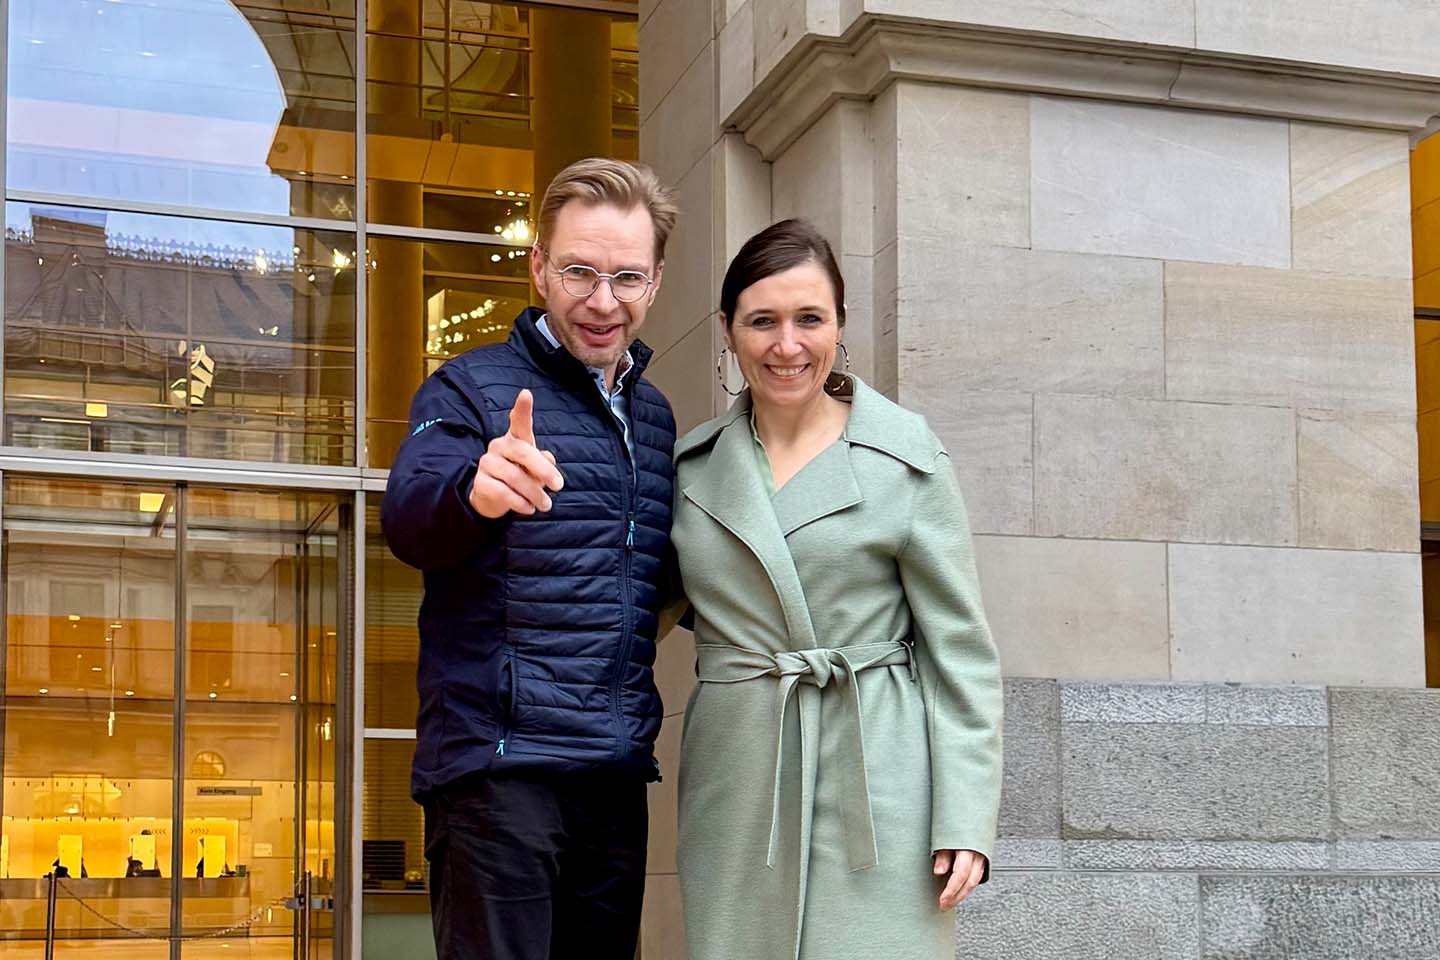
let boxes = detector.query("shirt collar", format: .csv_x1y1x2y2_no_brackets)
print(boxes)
536,314,633,393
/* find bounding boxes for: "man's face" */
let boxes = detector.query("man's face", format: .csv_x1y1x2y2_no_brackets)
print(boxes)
530,202,664,373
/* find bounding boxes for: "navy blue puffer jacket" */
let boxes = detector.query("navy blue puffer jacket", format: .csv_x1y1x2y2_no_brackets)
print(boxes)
381,307,676,796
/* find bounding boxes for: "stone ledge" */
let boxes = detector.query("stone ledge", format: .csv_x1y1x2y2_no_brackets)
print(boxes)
1060,681,1329,726
730,16,1440,159
1335,842,1440,873
1065,840,1330,871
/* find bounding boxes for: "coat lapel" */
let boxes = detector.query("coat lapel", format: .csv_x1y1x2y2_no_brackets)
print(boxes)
681,410,818,650
769,441,863,537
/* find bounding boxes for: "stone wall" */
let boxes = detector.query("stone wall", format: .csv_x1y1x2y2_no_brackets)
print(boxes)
720,0,1440,112
637,3,1440,956
967,679,1440,959
770,78,1428,687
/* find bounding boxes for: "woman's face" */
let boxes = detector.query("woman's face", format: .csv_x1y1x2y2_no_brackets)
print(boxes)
725,260,842,411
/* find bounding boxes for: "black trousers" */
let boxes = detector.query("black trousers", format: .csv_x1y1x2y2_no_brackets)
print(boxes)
424,770,648,960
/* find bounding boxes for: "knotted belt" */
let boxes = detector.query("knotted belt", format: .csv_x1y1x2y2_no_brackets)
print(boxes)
695,639,915,873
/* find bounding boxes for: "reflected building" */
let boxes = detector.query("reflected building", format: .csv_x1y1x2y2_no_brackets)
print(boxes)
0,1,640,957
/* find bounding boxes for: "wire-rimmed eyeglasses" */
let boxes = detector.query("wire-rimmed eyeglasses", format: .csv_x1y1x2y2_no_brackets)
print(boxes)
551,263,656,303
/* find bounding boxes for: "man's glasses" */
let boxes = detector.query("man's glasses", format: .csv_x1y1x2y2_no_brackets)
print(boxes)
552,264,655,303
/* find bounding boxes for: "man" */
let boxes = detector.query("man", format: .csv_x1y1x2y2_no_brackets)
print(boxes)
381,158,678,960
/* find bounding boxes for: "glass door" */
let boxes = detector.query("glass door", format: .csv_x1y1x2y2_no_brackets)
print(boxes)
0,478,351,960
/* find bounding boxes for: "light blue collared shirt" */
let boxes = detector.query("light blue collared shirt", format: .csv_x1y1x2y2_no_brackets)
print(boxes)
536,315,634,457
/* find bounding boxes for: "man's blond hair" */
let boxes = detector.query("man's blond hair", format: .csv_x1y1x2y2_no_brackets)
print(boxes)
537,158,678,264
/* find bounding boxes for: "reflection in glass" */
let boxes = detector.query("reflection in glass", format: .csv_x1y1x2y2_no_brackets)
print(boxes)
361,738,423,887
364,504,421,730
1,477,176,943
366,234,528,467
4,202,357,465
5,0,358,219
4,477,176,702
0,480,347,954
365,2,638,230
359,739,428,959
181,487,342,956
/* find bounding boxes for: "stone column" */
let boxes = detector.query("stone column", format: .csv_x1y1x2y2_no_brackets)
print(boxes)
636,2,773,956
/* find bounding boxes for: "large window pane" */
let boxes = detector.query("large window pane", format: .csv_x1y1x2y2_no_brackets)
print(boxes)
360,739,431,960
365,2,637,230
6,0,358,220
364,504,420,729
366,234,527,467
1,477,176,948
4,202,357,465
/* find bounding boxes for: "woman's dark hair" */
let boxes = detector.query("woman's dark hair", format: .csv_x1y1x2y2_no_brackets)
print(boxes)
720,218,846,327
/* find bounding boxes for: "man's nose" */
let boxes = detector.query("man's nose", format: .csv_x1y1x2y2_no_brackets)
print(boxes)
587,276,620,311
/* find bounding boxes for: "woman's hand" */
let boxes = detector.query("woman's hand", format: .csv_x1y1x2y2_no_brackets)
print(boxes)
933,849,986,911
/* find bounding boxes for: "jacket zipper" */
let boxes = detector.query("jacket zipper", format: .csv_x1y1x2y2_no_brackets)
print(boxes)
495,652,514,757
604,388,638,763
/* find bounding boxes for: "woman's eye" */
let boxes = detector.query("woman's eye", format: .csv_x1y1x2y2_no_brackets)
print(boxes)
747,317,774,328
798,313,824,325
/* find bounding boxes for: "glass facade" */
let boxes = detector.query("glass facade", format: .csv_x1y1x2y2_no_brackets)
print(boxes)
0,1,640,956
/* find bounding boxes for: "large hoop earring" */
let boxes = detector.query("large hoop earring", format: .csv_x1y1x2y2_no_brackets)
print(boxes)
716,348,745,397
836,342,850,371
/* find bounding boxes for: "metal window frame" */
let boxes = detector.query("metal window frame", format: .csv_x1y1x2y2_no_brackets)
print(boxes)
347,490,366,960
169,484,188,960
4,191,529,250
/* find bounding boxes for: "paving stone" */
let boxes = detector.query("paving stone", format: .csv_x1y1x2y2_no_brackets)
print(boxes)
954,872,1201,960
1063,723,1329,841
1331,688,1440,839
1061,682,1205,724
1203,684,1329,727
1336,842,1440,873
1066,840,1328,871
992,839,1063,869
1202,875,1440,960
998,679,1060,839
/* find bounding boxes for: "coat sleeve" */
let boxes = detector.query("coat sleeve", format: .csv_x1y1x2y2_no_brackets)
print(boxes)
896,447,1003,870
380,367,507,570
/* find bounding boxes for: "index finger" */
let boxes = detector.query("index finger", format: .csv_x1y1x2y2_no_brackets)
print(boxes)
508,388,536,446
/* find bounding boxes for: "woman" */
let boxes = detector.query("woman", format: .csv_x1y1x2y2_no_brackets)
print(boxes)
672,219,1003,960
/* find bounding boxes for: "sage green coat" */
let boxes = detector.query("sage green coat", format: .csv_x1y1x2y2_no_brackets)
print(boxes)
671,374,1003,960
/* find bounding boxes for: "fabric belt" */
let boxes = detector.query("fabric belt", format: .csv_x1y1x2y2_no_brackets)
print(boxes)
695,639,914,873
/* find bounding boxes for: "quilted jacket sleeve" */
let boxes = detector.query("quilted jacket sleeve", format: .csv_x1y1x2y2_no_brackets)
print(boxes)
380,366,506,570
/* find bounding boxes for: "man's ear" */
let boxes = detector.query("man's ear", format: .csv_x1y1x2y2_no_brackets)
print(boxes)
529,244,547,299
646,260,665,305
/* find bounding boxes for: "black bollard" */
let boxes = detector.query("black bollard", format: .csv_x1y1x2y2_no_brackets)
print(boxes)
44,872,58,960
